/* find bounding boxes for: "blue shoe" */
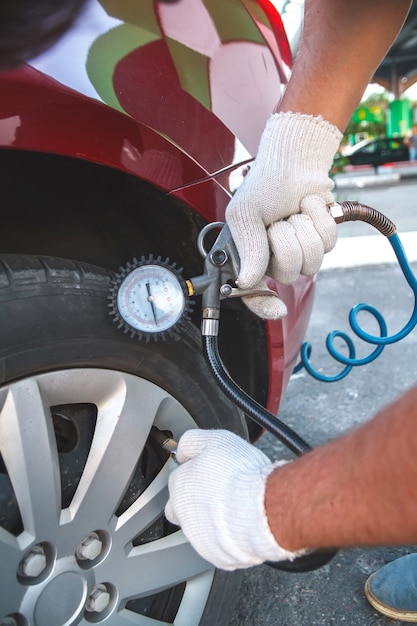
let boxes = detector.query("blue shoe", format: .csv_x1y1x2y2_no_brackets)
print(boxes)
365,554,417,622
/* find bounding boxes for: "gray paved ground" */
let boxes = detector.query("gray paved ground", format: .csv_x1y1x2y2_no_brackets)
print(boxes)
227,178,417,625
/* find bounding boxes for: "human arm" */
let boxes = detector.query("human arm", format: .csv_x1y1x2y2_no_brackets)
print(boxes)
165,385,417,569
266,383,417,552
226,0,412,319
278,0,412,129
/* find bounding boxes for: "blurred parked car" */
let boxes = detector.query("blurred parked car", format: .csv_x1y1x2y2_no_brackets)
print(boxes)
0,1,316,624
343,136,410,169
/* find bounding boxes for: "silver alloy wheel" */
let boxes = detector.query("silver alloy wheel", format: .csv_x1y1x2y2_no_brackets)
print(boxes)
0,368,214,625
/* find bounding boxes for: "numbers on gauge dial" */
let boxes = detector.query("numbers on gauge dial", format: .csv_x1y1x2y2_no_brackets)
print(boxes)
109,256,192,340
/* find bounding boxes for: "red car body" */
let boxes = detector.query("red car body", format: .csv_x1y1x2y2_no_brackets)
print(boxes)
0,0,313,414
0,1,317,623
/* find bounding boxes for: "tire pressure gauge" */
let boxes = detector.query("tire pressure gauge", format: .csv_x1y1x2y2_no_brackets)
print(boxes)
109,256,193,340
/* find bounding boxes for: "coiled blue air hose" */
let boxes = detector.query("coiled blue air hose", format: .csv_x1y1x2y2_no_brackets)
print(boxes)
295,201,417,382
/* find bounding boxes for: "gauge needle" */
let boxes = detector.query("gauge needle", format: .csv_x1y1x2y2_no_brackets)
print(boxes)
146,282,158,324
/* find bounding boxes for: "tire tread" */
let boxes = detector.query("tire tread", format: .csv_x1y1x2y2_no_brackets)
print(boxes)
0,254,111,299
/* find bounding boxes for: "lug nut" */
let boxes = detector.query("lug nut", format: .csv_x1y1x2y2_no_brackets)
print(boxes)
76,532,103,561
19,545,46,578
85,584,110,613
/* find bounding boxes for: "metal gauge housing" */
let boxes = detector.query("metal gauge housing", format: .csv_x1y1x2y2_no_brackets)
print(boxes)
109,256,193,341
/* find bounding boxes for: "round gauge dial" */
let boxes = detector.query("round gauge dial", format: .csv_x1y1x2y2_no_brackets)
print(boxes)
109,257,192,340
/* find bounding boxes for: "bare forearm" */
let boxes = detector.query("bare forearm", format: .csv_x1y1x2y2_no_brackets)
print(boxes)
277,0,412,131
266,385,417,551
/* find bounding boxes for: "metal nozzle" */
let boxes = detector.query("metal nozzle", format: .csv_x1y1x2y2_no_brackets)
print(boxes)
150,427,178,463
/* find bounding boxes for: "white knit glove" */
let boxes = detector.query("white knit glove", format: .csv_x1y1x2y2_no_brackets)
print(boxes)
165,429,304,571
226,112,342,319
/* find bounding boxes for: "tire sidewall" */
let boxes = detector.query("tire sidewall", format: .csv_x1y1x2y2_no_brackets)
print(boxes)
0,255,245,625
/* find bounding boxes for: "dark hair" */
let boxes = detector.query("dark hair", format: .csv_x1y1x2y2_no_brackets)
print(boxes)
0,0,88,71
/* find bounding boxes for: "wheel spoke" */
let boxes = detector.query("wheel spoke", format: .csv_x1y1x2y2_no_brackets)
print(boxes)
109,532,213,600
0,528,26,615
68,375,169,526
95,609,165,625
113,460,173,544
0,381,61,538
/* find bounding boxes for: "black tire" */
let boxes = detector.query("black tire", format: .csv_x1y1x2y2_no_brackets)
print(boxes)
0,254,246,626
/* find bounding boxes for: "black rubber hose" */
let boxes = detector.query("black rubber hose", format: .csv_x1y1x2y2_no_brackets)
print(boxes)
202,334,311,455
202,333,337,572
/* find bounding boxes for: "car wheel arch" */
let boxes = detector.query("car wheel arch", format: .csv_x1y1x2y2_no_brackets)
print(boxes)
0,148,268,436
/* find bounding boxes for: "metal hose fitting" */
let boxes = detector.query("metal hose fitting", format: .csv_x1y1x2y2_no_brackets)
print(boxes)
329,201,397,237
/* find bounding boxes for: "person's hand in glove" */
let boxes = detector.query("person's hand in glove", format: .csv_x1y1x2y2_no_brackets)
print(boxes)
165,429,305,570
225,112,342,320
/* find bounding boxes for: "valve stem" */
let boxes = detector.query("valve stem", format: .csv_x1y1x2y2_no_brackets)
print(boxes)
151,427,178,463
